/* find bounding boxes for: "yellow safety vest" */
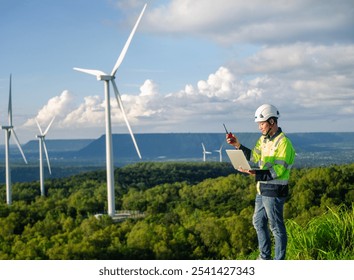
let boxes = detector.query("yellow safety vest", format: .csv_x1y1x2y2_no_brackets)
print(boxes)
251,131,295,185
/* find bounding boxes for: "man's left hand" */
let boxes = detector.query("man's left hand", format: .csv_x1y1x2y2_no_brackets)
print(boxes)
237,167,256,176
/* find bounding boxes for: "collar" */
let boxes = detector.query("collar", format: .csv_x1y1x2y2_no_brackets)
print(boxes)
264,127,282,141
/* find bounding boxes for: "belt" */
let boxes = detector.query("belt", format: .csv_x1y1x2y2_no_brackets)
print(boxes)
257,182,289,197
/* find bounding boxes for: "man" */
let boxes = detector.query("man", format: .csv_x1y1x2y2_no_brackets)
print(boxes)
226,104,295,260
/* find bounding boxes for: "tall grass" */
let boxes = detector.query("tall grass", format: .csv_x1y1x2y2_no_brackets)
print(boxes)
286,205,354,260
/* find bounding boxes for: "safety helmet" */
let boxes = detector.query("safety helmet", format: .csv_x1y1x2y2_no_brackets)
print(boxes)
254,104,280,122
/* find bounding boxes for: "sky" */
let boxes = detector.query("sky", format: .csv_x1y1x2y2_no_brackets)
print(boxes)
0,0,353,144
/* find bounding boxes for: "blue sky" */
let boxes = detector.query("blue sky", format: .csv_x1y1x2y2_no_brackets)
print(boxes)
0,0,353,144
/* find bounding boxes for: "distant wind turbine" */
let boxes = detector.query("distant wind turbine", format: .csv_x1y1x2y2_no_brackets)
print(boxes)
214,144,223,162
36,117,55,197
73,4,147,217
1,74,28,205
202,142,212,162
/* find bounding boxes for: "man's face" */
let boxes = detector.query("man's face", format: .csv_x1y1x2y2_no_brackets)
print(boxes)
257,121,271,136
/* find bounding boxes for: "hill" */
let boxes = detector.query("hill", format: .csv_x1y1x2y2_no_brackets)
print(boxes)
75,132,354,166
0,161,353,260
23,139,94,153
75,133,257,160
8,132,354,166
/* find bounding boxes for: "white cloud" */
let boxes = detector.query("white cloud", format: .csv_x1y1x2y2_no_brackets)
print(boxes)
62,95,105,127
139,79,158,96
144,0,354,44
23,90,74,128
234,43,354,116
242,44,354,76
21,53,354,137
197,67,235,98
111,79,162,123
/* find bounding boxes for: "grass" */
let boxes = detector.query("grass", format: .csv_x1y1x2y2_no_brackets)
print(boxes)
286,205,354,260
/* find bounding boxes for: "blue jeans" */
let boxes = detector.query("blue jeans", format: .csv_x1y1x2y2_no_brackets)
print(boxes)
253,194,287,260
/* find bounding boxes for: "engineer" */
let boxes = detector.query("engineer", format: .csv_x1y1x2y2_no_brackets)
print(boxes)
226,104,295,260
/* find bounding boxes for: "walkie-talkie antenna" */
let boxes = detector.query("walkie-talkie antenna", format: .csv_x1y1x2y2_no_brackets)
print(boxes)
223,123,229,134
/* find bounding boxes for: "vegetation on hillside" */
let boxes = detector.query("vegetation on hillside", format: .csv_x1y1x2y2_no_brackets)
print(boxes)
0,162,353,260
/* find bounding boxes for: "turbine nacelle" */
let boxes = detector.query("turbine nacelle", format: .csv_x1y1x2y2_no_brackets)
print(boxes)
1,125,13,130
98,75,114,81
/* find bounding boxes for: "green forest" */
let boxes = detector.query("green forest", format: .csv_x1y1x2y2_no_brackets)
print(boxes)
0,162,353,260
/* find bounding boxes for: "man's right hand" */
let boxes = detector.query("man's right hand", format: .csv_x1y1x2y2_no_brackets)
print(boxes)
226,133,241,149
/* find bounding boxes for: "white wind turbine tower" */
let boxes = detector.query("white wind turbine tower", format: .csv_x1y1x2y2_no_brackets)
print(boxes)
35,117,55,197
214,144,223,162
1,74,28,205
73,4,146,217
201,142,212,162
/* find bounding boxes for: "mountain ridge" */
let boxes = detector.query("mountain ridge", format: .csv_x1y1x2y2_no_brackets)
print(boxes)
2,132,353,166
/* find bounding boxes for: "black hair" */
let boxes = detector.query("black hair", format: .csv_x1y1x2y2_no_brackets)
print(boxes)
267,117,278,125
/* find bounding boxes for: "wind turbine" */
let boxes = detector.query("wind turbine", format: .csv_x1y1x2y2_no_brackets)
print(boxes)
1,74,28,205
35,117,55,197
73,4,146,217
214,144,223,162
201,142,212,162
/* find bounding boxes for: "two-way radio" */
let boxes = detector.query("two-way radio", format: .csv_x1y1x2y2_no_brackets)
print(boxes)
223,123,235,143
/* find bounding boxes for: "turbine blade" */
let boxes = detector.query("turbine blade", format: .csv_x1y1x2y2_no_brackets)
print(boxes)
202,143,206,151
111,3,147,76
111,79,142,159
43,116,55,135
11,129,28,164
35,118,44,135
43,139,52,175
73,67,107,77
8,74,12,126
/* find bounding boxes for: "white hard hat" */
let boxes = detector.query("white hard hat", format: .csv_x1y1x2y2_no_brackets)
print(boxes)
254,104,280,122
